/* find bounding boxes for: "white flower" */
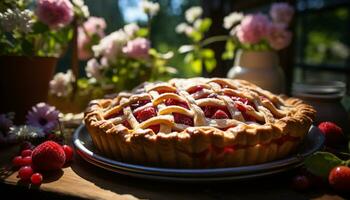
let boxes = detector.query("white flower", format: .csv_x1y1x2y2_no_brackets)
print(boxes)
49,70,75,97
175,23,194,36
140,0,160,17
194,19,202,29
85,59,102,79
72,0,90,18
0,8,34,33
223,12,244,29
185,6,202,23
175,23,188,34
92,30,128,63
8,125,45,141
124,23,140,38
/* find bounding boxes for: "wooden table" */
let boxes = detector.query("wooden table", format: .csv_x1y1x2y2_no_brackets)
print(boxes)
0,135,347,200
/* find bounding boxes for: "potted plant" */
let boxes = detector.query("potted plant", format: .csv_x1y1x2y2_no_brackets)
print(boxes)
48,0,176,113
223,3,295,94
0,0,88,122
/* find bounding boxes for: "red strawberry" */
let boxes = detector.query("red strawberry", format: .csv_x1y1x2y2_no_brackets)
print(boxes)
328,166,350,192
134,107,156,122
32,141,66,171
148,125,160,133
165,99,189,109
131,100,150,110
318,122,344,147
212,110,229,119
173,113,193,126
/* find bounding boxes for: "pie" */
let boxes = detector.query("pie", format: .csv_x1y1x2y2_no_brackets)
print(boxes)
84,78,315,168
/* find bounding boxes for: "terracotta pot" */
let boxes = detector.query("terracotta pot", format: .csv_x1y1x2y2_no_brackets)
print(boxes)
0,56,58,123
227,50,285,94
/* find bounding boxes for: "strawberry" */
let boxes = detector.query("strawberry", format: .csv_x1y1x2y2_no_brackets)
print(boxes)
148,125,160,133
165,99,189,109
131,100,150,110
32,141,66,171
134,107,156,122
328,166,350,192
212,109,229,119
173,113,193,126
318,122,344,147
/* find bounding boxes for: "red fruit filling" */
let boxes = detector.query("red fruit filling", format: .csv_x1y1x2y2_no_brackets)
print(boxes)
202,106,231,119
187,85,204,94
122,121,132,129
134,107,157,122
165,98,189,109
173,113,194,126
148,125,160,133
131,99,151,110
157,89,176,94
212,109,229,119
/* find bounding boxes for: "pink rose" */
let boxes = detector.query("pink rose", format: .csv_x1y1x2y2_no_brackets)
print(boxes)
78,17,106,60
122,38,150,59
36,0,74,28
266,23,292,50
236,13,270,44
269,3,294,26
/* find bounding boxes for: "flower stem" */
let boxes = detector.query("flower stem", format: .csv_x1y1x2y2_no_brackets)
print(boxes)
200,35,230,47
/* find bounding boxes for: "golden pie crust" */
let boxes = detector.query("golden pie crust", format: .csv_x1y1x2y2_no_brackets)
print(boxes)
84,78,316,168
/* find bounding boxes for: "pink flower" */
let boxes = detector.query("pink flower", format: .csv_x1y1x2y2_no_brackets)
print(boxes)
122,38,150,59
269,3,294,26
36,0,74,28
26,102,60,133
78,17,106,60
266,23,292,50
236,13,270,44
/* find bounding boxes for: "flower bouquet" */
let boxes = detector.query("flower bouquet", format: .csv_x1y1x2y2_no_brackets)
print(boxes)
0,0,88,122
49,0,175,113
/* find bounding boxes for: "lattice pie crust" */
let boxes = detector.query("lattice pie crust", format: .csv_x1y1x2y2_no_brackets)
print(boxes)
84,78,315,168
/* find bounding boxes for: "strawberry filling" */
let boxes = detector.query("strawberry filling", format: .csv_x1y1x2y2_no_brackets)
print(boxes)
131,99,151,110
202,106,231,119
122,121,132,129
148,125,160,133
173,113,194,126
134,106,157,122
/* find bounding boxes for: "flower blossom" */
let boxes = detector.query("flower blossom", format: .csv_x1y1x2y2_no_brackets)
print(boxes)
140,0,160,17
269,3,294,26
0,8,34,33
49,70,75,97
266,23,292,50
85,59,102,79
122,37,150,59
92,30,128,63
78,16,106,60
36,0,74,28
185,6,203,23
236,13,270,44
223,12,244,29
175,23,194,36
26,102,60,133
8,125,45,141
124,23,140,38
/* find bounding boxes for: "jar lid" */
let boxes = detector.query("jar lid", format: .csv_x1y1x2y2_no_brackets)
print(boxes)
292,81,346,99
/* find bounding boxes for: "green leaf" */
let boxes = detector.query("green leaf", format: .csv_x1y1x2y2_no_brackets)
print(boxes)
184,52,194,64
198,18,212,33
191,59,202,74
304,152,345,179
136,28,149,37
200,48,214,59
204,58,216,72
